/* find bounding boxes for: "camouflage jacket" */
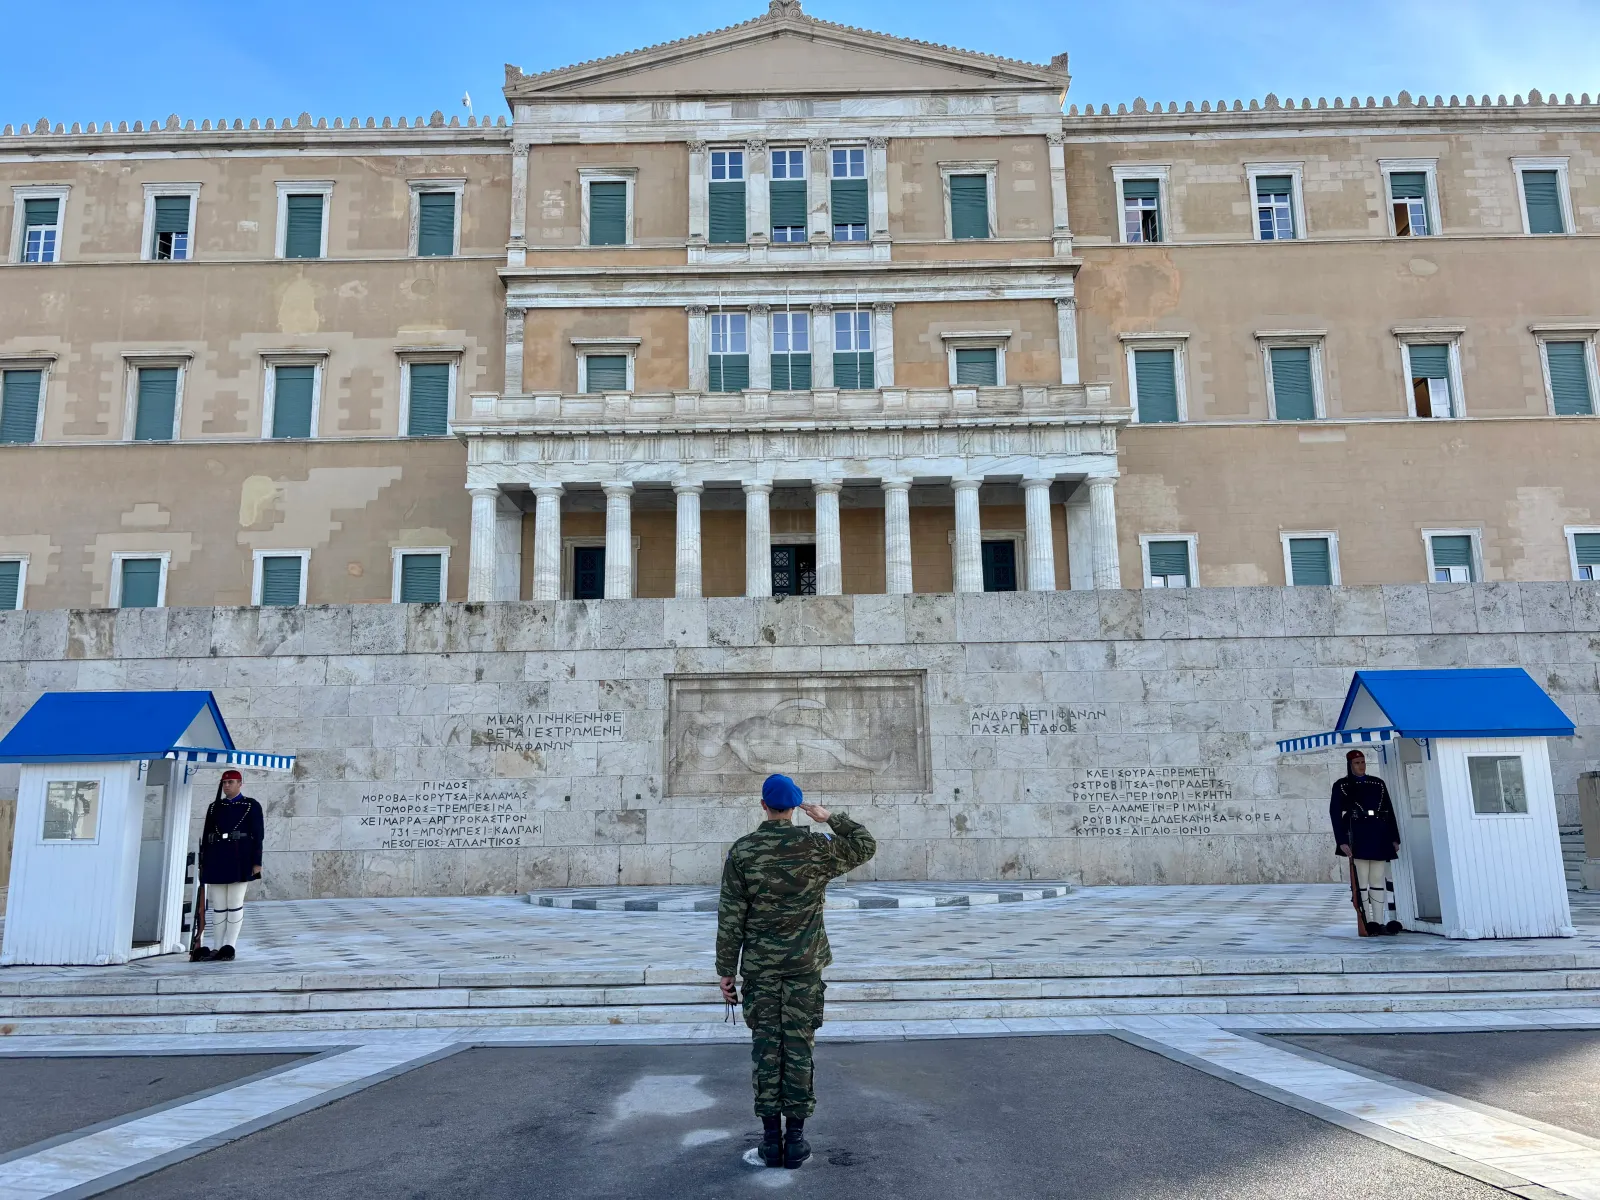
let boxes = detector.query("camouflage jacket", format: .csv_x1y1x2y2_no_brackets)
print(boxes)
715,812,877,978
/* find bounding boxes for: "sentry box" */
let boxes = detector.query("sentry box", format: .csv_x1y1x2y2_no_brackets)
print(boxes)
0,691,293,966
1279,668,1577,940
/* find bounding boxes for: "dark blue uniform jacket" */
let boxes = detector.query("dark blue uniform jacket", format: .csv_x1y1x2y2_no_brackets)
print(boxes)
1329,775,1401,862
199,796,265,885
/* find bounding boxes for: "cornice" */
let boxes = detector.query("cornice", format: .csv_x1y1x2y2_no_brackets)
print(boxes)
0,111,510,154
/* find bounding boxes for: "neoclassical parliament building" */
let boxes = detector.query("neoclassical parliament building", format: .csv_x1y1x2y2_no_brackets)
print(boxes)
2,0,1599,614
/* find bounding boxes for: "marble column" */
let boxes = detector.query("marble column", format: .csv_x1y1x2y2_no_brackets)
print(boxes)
749,303,772,390
1055,296,1079,386
1065,490,1094,591
1047,133,1072,256
952,477,983,593
687,140,709,245
530,484,563,601
868,136,890,245
745,138,769,245
504,307,525,396
1088,475,1122,590
686,305,709,391
813,479,843,596
882,477,913,594
810,303,835,388
1022,478,1057,592
872,301,895,387
467,486,500,602
807,138,831,244
744,480,773,597
603,481,634,600
674,481,703,599
494,496,523,601
508,143,529,267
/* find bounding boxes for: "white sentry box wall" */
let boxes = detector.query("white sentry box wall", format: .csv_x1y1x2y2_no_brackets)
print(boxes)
0,758,195,966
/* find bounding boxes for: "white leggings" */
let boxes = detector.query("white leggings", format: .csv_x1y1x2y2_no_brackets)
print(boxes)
1353,859,1391,925
206,882,248,949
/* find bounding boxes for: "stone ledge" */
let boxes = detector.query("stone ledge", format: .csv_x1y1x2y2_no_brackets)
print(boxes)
526,881,1073,912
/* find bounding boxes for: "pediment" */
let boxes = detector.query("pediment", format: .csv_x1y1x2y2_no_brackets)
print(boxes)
507,3,1067,100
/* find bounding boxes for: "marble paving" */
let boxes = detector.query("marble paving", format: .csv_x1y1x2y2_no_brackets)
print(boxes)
528,879,1072,911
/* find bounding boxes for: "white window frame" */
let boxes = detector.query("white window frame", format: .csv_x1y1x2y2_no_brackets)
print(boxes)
1120,332,1190,424
1565,525,1600,582
1112,164,1171,245
1378,159,1440,239
940,330,1011,387
1256,331,1328,420
251,549,311,606
408,178,464,258
397,348,462,438
1246,163,1306,241
768,146,809,244
770,309,811,357
0,553,28,611
1140,533,1199,589
11,184,70,264
390,547,451,603
120,352,191,442
1395,328,1467,420
1279,530,1342,586
938,160,999,241
109,551,171,609
830,145,867,180
1531,324,1600,417
260,351,328,440
1512,156,1574,236
830,145,869,242
140,182,201,262
578,167,637,248
274,181,333,259
1422,527,1483,584
572,337,641,393
0,356,54,444
561,534,639,600
709,147,745,182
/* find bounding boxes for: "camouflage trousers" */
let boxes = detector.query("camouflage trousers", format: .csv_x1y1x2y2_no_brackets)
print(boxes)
741,971,826,1117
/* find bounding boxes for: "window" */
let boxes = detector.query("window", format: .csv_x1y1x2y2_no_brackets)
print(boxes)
1387,171,1430,237
1247,165,1303,241
1468,755,1528,815
1122,179,1162,242
1261,340,1322,421
0,556,26,610
583,355,628,393
771,310,811,390
831,147,867,242
393,549,448,603
582,172,632,247
111,553,168,608
42,780,101,842
1515,158,1571,235
1127,344,1184,423
12,186,68,263
942,332,1008,387
1142,536,1195,588
276,182,331,259
143,185,198,261
981,541,1018,592
833,309,873,389
573,545,605,599
265,361,320,439
1566,529,1600,581
771,544,817,595
709,312,749,392
1403,341,1459,418
709,149,746,245
770,149,807,242
412,183,462,257
253,551,308,607
943,168,993,240
132,366,181,441
1282,532,1340,585
403,361,452,436
1541,338,1596,416
0,367,45,444
1425,531,1478,582
955,348,998,386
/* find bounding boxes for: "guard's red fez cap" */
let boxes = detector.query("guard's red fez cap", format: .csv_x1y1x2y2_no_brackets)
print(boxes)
221,769,243,782
1345,749,1366,762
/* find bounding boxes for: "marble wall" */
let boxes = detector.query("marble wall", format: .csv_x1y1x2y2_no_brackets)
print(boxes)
0,583,1596,898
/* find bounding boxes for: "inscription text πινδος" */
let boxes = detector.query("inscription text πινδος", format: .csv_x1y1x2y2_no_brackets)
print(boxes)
357,780,542,850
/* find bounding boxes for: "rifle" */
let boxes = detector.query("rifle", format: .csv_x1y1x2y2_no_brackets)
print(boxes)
1346,856,1371,937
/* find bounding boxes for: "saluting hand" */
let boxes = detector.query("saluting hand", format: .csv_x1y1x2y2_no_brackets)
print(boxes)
799,801,831,823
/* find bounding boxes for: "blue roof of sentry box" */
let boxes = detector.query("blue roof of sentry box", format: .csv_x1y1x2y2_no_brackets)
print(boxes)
1335,669,1576,739
0,691,237,763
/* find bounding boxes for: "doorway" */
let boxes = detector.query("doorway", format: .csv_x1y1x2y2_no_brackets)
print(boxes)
771,544,817,595
1394,739,1442,923
132,760,175,946
981,540,1018,592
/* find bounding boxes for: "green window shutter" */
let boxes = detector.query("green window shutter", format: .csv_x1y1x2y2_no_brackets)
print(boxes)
1122,178,1161,201
1289,537,1333,585
771,354,812,390
119,559,162,608
1431,535,1474,572
709,181,747,243
1574,533,1600,566
1133,349,1179,423
1408,344,1450,379
1269,346,1316,420
1522,170,1565,234
769,179,806,229
283,194,324,258
259,556,302,606
1147,540,1190,582
417,192,456,256
708,354,749,393
1546,341,1594,415
271,365,315,438
133,368,178,441
954,348,998,386
949,174,989,239
400,553,443,603
831,177,868,225
1389,172,1427,200
23,198,59,227
153,195,190,234
407,363,450,436
588,182,627,245
0,560,18,609
585,355,628,392
0,369,43,444
833,353,873,390
1256,174,1293,199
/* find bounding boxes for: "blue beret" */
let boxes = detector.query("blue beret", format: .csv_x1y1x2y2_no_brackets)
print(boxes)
762,774,803,810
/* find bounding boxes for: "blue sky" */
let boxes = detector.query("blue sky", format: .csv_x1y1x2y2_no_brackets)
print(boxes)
5,0,1598,126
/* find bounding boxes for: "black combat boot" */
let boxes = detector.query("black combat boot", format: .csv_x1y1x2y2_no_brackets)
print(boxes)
758,1116,784,1167
215,945,236,961
784,1117,810,1169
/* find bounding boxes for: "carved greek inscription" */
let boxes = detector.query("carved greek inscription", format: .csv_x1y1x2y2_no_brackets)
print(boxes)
1061,767,1282,837
968,706,1109,735
473,712,625,754
359,780,542,850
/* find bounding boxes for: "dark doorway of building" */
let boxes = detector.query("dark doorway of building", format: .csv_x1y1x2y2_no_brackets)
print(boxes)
573,546,606,599
982,540,1018,592
772,544,817,595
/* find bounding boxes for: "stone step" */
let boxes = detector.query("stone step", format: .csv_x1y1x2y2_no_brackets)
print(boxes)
5,989,1600,1037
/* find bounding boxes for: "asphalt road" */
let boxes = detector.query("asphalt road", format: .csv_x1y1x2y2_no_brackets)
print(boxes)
1279,1029,1600,1140
0,1053,306,1156
103,1036,1506,1200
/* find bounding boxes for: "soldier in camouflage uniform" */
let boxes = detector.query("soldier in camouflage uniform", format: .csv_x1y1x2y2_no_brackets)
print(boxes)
717,773,876,1169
